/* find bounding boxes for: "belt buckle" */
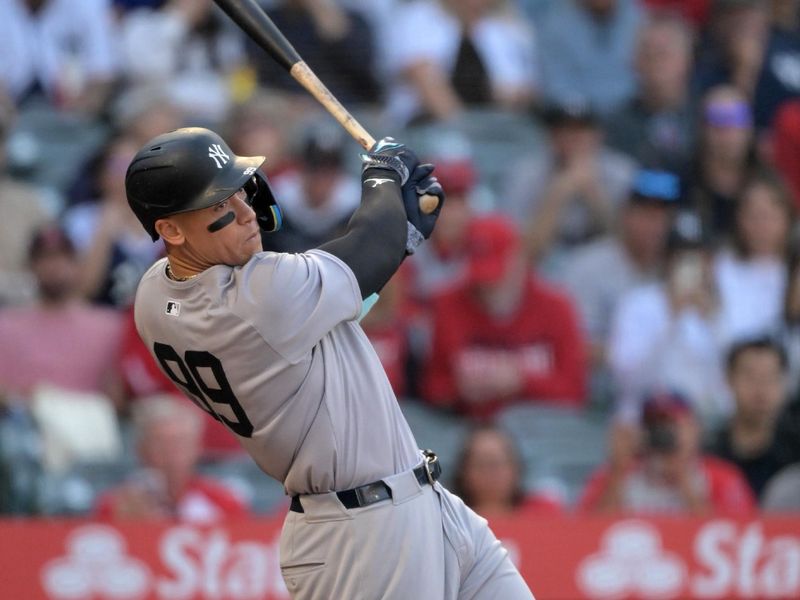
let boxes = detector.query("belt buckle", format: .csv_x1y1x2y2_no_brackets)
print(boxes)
422,449,439,486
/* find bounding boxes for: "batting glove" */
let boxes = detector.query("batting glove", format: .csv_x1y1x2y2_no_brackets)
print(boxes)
403,163,445,254
360,137,419,185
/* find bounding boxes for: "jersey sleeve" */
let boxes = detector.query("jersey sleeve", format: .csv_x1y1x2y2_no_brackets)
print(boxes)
234,249,362,364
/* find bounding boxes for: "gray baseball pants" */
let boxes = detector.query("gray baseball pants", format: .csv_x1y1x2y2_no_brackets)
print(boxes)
279,465,535,599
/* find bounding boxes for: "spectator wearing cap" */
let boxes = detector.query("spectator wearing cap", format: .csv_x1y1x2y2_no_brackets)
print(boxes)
713,171,793,344
0,224,124,404
603,13,698,175
684,85,759,240
385,0,538,126
560,170,679,365
262,121,361,253
608,211,734,427
405,157,478,306
538,0,644,115
502,100,636,274
579,389,756,515
422,214,587,419
694,0,800,129
707,338,795,500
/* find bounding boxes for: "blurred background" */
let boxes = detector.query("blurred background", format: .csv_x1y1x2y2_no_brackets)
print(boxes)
1,0,800,566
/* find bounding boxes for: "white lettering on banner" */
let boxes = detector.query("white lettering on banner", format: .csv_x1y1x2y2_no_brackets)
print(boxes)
577,520,685,599
692,522,800,599
41,524,289,600
41,525,152,599
158,527,288,600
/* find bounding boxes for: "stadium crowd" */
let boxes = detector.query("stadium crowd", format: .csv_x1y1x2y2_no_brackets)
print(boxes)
2,0,800,522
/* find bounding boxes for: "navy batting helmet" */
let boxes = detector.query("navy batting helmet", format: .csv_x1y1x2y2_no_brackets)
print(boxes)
126,127,282,241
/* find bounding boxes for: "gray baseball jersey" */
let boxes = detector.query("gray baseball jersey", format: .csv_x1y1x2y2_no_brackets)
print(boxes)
134,250,421,496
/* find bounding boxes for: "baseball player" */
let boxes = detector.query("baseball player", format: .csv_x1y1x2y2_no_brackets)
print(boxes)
126,127,534,599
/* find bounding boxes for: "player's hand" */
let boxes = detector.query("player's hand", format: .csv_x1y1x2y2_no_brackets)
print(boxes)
402,163,445,245
360,137,419,185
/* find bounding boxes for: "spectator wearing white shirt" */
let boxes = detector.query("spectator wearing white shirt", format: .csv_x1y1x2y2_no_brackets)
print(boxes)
714,171,793,345
385,0,538,126
0,0,117,115
608,212,733,428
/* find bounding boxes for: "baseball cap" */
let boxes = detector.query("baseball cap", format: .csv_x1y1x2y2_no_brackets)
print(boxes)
466,215,521,285
28,224,75,261
432,159,476,197
641,390,694,426
300,122,344,168
540,99,598,128
629,169,681,205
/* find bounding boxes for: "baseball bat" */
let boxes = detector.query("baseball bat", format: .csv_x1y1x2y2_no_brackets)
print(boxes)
213,0,439,214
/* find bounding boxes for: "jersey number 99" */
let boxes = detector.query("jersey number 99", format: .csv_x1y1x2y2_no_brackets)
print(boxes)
153,342,254,438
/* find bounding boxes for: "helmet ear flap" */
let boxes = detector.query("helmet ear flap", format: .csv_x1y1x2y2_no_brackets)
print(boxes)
247,172,283,232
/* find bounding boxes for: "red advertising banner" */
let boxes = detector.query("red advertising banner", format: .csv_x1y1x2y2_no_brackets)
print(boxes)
1,515,799,600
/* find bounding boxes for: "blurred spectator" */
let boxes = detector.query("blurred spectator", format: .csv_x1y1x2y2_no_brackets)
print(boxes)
503,100,636,272
62,134,164,307
224,91,300,182
112,89,186,149
538,0,643,115
118,0,245,123
608,212,732,426
423,215,587,419
781,251,800,397
560,170,679,357
0,224,123,403
262,120,360,253
642,0,712,28
714,171,792,343
604,13,698,175
95,395,249,521
386,0,538,126
405,158,477,305
694,0,800,129
579,390,756,514
117,309,245,459
707,337,792,499
684,85,758,240
771,99,800,208
0,0,117,115
0,107,52,305
360,272,413,398
451,424,563,517
762,463,800,510
247,0,381,108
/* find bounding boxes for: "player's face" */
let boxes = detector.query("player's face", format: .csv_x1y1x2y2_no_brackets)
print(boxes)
178,188,264,266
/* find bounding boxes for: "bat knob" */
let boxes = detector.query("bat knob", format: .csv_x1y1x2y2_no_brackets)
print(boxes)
419,194,439,215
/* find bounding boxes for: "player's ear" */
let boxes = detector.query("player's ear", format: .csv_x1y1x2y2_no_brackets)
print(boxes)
155,218,186,246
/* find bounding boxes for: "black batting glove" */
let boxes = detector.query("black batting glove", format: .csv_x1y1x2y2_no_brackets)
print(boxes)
360,137,419,185
403,163,446,254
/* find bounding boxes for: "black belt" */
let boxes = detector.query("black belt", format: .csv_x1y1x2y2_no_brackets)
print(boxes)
290,450,441,513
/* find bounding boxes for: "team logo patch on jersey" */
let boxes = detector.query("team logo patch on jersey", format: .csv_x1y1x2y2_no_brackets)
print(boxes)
165,300,181,316
364,177,394,188
208,144,230,169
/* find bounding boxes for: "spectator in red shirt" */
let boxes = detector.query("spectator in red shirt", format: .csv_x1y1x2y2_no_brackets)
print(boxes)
578,390,756,515
423,214,587,419
451,424,563,518
96,394,249,522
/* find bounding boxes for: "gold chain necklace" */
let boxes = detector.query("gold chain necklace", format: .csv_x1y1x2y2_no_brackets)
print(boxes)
166,263,198,282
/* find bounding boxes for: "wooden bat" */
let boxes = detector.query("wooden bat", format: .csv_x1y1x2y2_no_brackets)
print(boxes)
213,0,440,214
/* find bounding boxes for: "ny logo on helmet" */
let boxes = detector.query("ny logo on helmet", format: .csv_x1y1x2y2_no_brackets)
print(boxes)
208,144,230,169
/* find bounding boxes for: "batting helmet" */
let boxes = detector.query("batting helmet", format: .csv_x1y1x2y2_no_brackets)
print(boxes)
126,127,282,241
